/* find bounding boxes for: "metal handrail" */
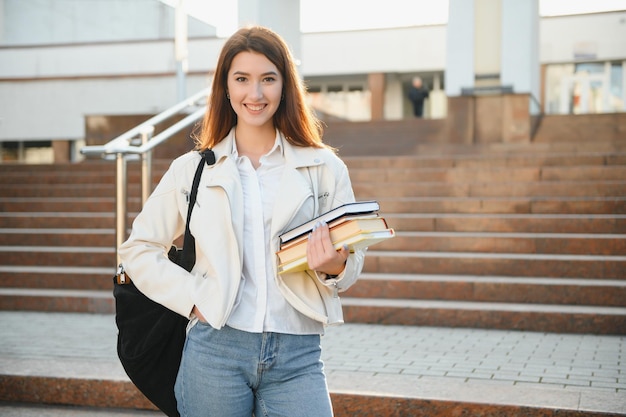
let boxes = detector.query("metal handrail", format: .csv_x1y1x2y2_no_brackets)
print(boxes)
81,87,210,157
80,87,210,264
529,92,544,141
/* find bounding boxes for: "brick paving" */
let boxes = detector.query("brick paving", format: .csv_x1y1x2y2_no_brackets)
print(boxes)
322,323,625,392
0,311,624,415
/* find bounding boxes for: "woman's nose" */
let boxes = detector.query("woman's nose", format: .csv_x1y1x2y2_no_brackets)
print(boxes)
249,82,263,99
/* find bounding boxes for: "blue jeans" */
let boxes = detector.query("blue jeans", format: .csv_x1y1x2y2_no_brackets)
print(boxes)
174,323,334,417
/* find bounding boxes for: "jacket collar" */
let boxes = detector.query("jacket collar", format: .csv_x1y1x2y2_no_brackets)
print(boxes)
211,128,326,169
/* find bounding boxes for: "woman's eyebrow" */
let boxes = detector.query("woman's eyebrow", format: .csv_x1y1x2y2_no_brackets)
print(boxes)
232,70,278,77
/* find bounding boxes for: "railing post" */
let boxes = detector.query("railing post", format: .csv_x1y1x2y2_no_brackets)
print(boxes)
140,126,155,205
115,153,128,266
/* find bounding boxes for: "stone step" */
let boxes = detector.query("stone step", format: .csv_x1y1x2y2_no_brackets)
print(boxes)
0,288,624,334
354,181,626,198
2,380,621,417
2,269,623,309
536,165,626,181
0,266,113,290
3,163,625,186
0,149,621,180
1,157,621,180
341,152,624,169
2,263,623,303
0,212,115,228
0,246,115,267
0,170,155,185
0,148,621,177
0,229,114,247
0,288,114,314
326,116,626,154
379,231,626,255
0,372,157,413
0,403,163,416
385,213,626,233
2,228,623,255
345,273,626,307
5,178,625,198
0,171,115,185
0,160,113,170
0,197,122,213
1,213,624,234
349,165,626,183
2,196,624,214
1,184,117,198
363,250,626,279
0,171,626,197
3,245,623,279
341,298,626,334
377,196,626,215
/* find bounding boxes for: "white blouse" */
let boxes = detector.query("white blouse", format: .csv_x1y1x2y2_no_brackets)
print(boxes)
225,133,324,335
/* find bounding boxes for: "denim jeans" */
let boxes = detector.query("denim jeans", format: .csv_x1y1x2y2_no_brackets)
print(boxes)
174,323,334,417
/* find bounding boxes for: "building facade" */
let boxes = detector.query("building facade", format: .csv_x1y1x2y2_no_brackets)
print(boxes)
0,0,624,162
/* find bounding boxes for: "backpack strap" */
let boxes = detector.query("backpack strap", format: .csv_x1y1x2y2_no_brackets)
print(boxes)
177,149,216,271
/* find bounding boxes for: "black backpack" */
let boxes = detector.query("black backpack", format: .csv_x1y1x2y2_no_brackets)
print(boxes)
113,149,215,417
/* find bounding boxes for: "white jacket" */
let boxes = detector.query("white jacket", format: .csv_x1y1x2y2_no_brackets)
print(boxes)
118,130,365,329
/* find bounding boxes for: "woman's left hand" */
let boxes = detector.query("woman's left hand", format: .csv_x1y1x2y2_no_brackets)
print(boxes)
306,221,349,276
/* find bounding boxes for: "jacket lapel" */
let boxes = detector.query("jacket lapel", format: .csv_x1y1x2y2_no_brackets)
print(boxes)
206,130,327,251
270,139,325,241
202,133,245,257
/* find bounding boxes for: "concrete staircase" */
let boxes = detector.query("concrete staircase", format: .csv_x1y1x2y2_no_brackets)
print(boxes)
340,142,626,335
0,141,625,333
0,137,625,415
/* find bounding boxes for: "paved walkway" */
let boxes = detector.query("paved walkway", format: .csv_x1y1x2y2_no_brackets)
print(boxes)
0,311,624,415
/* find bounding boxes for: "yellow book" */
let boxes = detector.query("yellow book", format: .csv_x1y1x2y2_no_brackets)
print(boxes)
279,200,380,245
279,213,381,251
277,216,390,264
277,228,395,274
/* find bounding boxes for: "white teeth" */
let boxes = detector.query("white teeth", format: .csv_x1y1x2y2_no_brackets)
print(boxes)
247,104,264,111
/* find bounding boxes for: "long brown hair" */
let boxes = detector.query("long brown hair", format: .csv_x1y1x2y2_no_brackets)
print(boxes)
195,26,327,150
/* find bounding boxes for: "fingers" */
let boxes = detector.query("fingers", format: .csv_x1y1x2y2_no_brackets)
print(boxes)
307,221,330,260
192,305,207,322
313,221,333,252
306,221,347,275
337,244,350,261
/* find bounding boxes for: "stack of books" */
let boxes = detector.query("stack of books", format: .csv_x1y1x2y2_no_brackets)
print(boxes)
276,200,395,274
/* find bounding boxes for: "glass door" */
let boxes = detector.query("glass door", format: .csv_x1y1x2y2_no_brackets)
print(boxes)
559,70,609,114
554,61,626,114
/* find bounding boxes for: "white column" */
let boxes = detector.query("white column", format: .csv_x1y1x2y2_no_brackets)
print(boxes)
237,0,301,63
383,74,403,120
623,61,626,112
175,0,188,102
501,0,540,114
474,0,502,87
445,0,475,97
0,0,4,44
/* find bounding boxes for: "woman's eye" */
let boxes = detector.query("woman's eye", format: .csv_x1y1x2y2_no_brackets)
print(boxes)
263,77,276,83
235,76,247,82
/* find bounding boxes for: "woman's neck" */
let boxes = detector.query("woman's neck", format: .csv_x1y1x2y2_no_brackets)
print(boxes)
234,125,276,168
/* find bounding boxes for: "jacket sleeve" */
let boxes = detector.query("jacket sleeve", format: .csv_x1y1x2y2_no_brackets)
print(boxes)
313,157,365,293
118,157,202,318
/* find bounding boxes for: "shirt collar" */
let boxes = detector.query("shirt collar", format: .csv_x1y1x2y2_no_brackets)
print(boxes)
231,129,284,165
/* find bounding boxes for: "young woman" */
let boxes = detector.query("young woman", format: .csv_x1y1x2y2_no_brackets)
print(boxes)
118,25,365,416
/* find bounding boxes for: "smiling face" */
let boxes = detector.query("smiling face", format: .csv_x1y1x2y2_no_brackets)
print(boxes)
226,51,283,133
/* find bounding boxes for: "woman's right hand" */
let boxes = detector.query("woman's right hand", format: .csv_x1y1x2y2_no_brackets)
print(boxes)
306,221,349,275
192,305,207,322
